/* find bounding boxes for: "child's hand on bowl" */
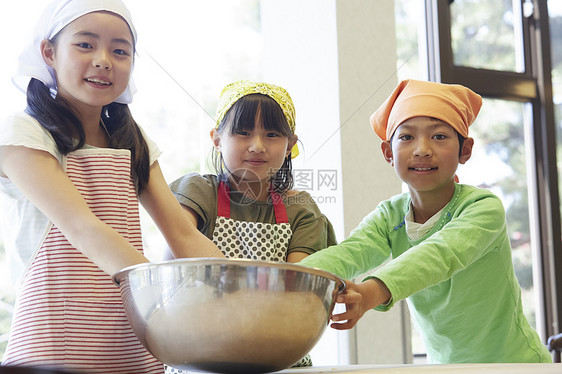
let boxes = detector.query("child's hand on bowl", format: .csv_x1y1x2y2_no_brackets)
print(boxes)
330,278,391,330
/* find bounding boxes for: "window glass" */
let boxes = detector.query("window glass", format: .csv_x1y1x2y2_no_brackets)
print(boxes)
395,0,424,81
450,0,524,72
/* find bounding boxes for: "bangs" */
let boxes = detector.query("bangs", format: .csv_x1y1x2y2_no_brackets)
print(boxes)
221,94,292,137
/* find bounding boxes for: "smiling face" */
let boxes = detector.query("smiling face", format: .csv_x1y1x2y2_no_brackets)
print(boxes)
381,116,473,199
41,11,134,114
213,107,295,183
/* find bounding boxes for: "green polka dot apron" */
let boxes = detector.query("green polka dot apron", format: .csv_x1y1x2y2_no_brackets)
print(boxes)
212,181,292,262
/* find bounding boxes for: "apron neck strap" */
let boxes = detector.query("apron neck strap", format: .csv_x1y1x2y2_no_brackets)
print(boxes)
217,180,231,218
270,187,288,223
217,181,288,223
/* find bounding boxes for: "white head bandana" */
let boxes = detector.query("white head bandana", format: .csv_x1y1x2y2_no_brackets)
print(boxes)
13,0,137,104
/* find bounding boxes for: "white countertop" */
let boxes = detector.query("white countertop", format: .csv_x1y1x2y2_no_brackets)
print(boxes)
280,363,561,374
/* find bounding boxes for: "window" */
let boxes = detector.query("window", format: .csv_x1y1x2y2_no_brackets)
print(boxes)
450,0,526,72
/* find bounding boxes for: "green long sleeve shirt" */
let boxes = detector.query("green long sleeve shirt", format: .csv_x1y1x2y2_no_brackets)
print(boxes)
299,184,551,363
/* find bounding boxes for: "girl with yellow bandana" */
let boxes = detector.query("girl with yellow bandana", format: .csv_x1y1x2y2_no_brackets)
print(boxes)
166,80,337,370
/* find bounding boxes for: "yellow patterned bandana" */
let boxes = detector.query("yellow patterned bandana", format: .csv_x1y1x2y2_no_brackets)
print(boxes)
215,80,299,158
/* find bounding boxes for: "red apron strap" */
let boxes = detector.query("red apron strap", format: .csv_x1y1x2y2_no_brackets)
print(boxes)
217,181,231,218
271,186,288,224
217,181,288,224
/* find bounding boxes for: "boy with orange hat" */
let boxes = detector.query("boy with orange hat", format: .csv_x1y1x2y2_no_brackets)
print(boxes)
299,79,551,363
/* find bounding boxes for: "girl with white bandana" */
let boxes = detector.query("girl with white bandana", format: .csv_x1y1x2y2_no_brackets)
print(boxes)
166,80,337,371
0,0,222,372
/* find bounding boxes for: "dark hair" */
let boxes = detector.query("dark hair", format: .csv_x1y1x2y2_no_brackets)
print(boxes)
211,93,295,193
26,78,150,193
456,131,465,157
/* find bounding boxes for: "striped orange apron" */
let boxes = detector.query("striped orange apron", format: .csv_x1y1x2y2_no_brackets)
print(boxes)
2,148,164,373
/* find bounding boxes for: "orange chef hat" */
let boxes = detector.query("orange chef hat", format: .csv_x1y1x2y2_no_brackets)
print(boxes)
370,79,483,141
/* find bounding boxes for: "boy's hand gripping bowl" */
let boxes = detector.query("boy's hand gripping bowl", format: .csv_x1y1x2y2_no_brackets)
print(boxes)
113,258,346,374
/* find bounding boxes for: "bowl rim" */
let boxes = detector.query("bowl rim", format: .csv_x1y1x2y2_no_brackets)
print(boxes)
112,258,346,291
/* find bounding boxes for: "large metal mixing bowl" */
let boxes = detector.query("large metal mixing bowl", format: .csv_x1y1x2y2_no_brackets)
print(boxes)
113,258,345,374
